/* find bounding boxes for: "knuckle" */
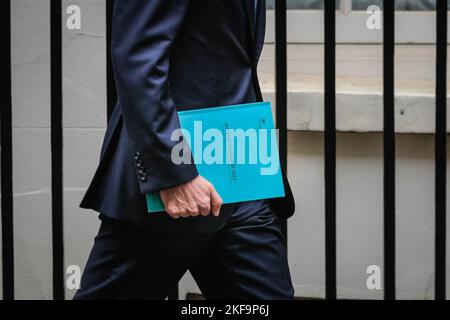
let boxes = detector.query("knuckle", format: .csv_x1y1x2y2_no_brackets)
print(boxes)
191,211,200,217
187,205,197,215
166,206,175,216
168,211,179,219
167,206,182,217
199,207,210,216
179,210,189,217
169,212,179,218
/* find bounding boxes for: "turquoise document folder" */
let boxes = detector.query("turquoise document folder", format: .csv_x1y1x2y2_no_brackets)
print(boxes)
146,101,285,213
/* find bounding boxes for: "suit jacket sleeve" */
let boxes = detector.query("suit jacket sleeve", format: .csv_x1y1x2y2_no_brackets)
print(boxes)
111,0,198,194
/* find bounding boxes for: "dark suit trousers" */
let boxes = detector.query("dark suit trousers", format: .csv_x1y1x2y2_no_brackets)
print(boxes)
74,200,294,300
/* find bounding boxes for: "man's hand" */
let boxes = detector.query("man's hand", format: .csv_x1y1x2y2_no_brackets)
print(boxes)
160,176,223,219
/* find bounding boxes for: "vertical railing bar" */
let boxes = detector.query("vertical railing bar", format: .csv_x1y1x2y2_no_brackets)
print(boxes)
383,0,396,301
168,286,179,301
435,0,447,301
50,0,65,300
275,0,288,245
106,0,116,121
0,0,15,301
324,0,337,301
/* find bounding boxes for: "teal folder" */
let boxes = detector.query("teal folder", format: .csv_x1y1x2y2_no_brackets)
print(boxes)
146,101,285,213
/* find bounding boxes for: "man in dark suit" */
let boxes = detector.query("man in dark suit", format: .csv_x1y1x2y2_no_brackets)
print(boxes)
75,0,295,300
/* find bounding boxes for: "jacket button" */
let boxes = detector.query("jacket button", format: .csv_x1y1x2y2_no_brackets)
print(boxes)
140,175,148,182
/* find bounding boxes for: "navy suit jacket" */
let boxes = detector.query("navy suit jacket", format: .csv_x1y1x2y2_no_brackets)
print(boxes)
80,0,295,233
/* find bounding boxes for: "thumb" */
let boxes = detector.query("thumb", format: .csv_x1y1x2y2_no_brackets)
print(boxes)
209,186,223,217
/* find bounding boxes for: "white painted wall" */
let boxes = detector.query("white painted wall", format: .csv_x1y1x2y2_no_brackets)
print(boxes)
10,0,52,299
4,0,450,300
